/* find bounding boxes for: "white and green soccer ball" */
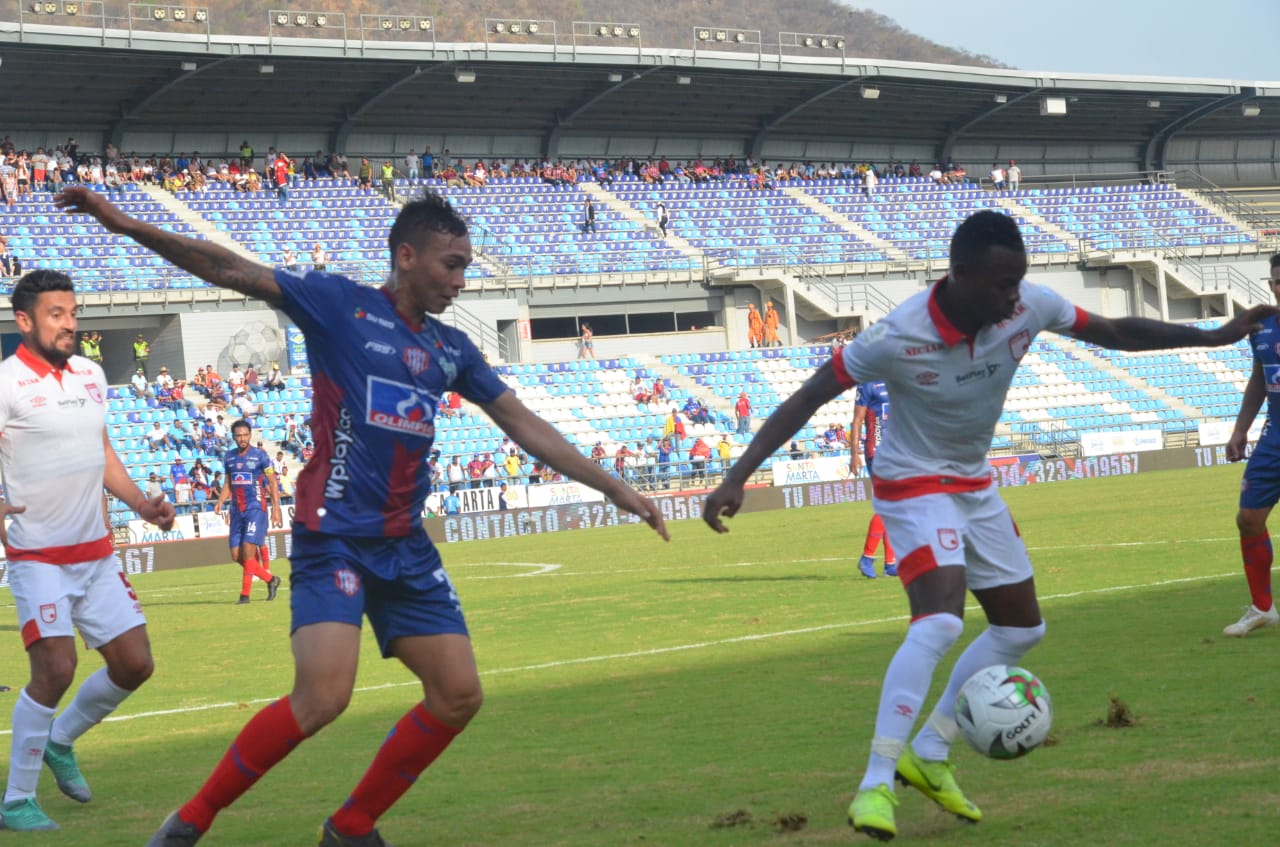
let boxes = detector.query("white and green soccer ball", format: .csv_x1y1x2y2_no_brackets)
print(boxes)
955,664,1053,759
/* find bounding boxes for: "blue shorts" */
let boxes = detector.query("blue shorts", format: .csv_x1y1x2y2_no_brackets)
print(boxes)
1241,439,1280,510
229,511,268,549
289,528,468,657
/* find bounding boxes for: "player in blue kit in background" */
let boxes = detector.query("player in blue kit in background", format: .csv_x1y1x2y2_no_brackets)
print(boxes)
55,185,670,847
851,380,897,578
1224,251,1280,637
213,419,283,604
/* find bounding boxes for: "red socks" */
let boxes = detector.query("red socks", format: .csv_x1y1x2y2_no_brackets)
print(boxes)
179,697,306,832
1240,533,1274,611
862,514,896,563
239,558,274,597
329,704,461,837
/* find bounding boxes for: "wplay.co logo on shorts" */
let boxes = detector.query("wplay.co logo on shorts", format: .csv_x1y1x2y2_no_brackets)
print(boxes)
366,376,437,438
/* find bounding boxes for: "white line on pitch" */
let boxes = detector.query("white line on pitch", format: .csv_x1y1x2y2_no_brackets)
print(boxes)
0,568,1241,736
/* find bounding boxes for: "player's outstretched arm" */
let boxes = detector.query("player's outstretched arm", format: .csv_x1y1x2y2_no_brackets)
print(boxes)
704,361,845,534
54,186,283,307
1073,305,1280,351
102,432,175,531
481,391,669,541
1228,360,1266,462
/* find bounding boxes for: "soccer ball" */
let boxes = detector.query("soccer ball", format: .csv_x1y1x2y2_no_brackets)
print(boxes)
955,665,1052,759
220,321,284,374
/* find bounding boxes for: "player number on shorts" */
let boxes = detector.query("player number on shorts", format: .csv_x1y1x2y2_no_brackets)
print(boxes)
117,571,139,601
432,567,459,605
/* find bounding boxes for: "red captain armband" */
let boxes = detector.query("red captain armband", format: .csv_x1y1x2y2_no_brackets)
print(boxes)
832,353,856,390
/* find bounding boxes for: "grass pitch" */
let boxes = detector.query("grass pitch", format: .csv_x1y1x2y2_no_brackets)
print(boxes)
1,463,1276,846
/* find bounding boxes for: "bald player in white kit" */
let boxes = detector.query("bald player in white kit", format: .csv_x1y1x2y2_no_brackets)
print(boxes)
704,210,1277,841
0,270,175,832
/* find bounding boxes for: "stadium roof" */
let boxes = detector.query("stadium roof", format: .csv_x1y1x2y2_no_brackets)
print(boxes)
1,20,1277,168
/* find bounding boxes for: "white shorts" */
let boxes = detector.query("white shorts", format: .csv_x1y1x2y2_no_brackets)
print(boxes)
8,554,146,650
873,485,1032,590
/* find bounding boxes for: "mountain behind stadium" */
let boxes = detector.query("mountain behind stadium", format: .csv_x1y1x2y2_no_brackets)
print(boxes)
107,0,1005,67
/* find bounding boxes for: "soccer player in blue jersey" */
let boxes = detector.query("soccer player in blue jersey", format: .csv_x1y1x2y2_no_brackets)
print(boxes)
212,419,283,605
56,185,670,847
851,381,897,578
1224,251,1280,637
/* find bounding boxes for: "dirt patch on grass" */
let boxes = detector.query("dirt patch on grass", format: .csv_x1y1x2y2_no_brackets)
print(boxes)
710,809,753,829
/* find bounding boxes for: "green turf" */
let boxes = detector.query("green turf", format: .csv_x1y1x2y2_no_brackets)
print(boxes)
1,463,1276,846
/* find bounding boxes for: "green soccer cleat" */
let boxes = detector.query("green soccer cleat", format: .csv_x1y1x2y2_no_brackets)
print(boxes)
894,746,981,823
0,797,60,831
847,783,898,841
43,740,92,803
318,819,396,847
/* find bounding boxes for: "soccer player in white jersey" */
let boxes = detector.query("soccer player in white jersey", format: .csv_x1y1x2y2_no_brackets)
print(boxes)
0,270,176,832
704,210,1276,841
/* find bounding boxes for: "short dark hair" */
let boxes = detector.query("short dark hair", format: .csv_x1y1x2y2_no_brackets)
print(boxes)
950,210,1025,268
1270,252,1280,271
388,191,468,266
11,270,73,317
231,420,252,435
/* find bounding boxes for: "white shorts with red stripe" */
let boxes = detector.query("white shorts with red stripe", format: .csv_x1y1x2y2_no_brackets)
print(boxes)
8,554,146,650
873,485,1032,590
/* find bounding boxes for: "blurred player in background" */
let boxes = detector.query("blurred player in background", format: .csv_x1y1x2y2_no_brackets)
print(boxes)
1223,251,1280,637
851,380,897,578
213,419,283,604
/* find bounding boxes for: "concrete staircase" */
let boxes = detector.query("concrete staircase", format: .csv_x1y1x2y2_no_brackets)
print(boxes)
137,184,262,261
997,196,1081,251
639,353,745,434
781,186,909,261
582,182,705,262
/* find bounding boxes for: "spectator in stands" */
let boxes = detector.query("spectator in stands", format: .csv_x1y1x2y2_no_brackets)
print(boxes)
239,140,254,172
311,243,327,273
683,396,712,425
716,433,734,476
655,202,669,237
144,420,177,452
78,331,94,359
244,363,261,391
227,364,245,394
656,437,674,489
466,454,484,489
264,362,286,392
864,166,878,198
330,152,351,180
282,249,298,272
0,236,21,278
948,163,968,183
688,437,711,483
788,440,804,460
445,456,464,493
232,387,258,421
632,374,652,405
580,198,596,234
735,391,752,436
577,322,594,360
989,163,1006,191
1007,160,1021,191
442,490,461,515
929,164,946,185
589,442,607,467
652,376,666,404
357,158,372,191
614,443,631,481
146,473,166,502
380,160,397,200
480,453,498,487
131,367,153,399
664,407,686,450
272,152,292,202
405,150,419,181
172,420,198,451
503,450,522,482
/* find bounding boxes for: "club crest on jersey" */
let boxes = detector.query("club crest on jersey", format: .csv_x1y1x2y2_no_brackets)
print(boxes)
231,471,253,485
914,370,939,386
1009,329,1031,361
403,347,431,375
937,528,960,551
85,384,103,404
333,567,360,597
365,376,437,438
39,604,57,624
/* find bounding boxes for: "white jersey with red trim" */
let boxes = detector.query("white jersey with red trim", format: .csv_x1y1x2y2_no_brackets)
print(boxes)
0,345,112,563
835,279,1087,488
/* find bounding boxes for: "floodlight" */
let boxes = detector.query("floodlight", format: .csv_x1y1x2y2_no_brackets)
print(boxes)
834,38,845,49
42,1,57,12
455,68,476,83
258,63,274,74
174,7,188,20
608,72,624,82
993,94,1008,104
63,2,79,14
860,86,880,99
193,8,206,22
736,32,746,43
528,22,539,33
1039,96,1067,116
509,22,522,34
598,25,608,36
294,13,306,25
1147,99,1161,108
676,75,692,85
714,30,726,42
697,29,710,40
315,14,327,26
803,36,814,47
180,60,198,71
628,26,640,38
418,18,431,30
819,38,829,48
1242,102,1261,117
274,12,287,25
380,17,392,30
612,25,623,37
493,21,505,33
152,7,166,19
398,17,411,30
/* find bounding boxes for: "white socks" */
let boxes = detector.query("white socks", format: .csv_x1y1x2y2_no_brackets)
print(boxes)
50,667,132,747
5,689,56,803
911,622,1046,761
859,613,964,790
